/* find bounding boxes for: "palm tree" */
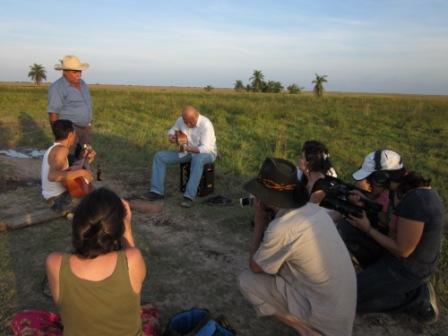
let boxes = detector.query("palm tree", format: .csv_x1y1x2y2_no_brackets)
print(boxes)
249,70,265,92
234,80,245,92
264,80,284,93
287,84,303,94
312,74,327,97
28,63,47,85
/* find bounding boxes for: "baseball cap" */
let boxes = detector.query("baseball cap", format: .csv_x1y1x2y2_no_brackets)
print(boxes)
352,150,403,181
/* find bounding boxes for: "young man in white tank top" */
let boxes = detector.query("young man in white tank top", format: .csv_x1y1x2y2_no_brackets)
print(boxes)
41,119,94,213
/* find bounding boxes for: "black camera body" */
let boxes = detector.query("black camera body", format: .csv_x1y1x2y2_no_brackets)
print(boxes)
240,195,255,207
320,178,383,218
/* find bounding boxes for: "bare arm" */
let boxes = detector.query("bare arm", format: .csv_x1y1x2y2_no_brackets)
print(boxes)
49,112,58,124
249,199,270,273
46,252,63,303
122,199,136,247
348,212,424,258
121,199,146,292
47,146,93,182
125,248,147,294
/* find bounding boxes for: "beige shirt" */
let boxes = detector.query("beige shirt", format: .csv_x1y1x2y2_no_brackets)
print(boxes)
254,203,356,336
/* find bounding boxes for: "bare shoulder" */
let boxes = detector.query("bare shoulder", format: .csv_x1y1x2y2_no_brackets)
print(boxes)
49,145,68,161
46,252,64,272
124,247,146,272
124,247,144,260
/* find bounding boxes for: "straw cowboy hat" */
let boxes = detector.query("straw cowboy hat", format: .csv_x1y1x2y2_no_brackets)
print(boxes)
54,55,89,71
243,157,308,209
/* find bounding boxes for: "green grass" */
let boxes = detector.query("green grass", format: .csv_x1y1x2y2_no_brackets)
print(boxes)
1,83,448,316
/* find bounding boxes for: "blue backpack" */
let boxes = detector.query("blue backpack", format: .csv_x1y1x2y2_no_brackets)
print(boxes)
163,308,236,336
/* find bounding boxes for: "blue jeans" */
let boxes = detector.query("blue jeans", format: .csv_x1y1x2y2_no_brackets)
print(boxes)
150,150,215,200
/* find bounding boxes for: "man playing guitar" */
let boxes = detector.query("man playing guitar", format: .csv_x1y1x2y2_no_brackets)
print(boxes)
41,119,95,214
145,105,217,208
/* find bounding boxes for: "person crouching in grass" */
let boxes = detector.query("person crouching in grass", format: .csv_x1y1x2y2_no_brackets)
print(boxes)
239,157,356,336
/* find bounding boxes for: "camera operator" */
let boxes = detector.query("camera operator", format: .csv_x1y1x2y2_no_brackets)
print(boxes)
239,157,356,336
346,166,444,322
337,150,405,267
298,140,337,204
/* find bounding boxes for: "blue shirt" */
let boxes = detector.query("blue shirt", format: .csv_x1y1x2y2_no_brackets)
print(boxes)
48,76,92,127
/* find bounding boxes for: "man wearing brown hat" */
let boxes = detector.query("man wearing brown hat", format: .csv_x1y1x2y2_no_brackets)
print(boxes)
48,55,93,156
239,158,356,336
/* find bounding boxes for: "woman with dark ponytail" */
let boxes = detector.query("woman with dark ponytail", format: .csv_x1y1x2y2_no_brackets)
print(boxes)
46,188,148,335
348,171,444,322
298,140,337,204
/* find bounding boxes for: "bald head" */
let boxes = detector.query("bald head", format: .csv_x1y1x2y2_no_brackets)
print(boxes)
182,105,199,128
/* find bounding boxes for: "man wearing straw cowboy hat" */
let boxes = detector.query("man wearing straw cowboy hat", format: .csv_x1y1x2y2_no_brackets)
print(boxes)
239,157,356,336
48,55,93,157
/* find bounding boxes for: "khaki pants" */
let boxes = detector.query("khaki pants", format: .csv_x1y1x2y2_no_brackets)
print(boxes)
239,269,290,317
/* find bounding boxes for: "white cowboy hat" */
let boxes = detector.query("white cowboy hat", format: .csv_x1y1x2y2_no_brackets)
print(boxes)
54,55,89,71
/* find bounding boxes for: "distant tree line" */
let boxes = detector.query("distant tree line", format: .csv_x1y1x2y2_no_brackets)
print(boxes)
234,70,327,97
27,62,327,97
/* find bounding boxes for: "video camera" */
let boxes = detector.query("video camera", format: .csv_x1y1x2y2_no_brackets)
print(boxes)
320,178,383,219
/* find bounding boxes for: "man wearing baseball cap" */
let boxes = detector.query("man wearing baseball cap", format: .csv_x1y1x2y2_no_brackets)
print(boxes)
239,157,356,336
48,55,93,157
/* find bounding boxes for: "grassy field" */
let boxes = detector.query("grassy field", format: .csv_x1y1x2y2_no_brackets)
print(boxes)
0,83,447,333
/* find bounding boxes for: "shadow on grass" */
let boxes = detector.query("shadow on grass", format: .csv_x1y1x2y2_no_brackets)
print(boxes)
17,112,52,148
0,122,14,148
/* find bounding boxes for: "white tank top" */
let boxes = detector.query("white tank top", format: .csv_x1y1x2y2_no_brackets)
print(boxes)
41,143,68,200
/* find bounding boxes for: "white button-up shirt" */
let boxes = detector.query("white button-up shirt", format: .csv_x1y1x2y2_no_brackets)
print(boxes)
168,115,217,159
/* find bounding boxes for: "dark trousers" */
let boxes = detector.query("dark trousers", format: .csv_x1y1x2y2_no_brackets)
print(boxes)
74,124,92,147
69,125,92,165
338,220,428,313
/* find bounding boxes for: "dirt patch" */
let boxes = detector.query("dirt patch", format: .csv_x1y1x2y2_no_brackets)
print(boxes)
0,156,447,335
0,155,41,181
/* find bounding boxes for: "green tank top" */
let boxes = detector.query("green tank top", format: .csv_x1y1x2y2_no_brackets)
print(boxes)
58,250,142,336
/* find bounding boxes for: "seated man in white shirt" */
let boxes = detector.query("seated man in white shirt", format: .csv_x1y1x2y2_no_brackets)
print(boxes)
239,158,356,336
145,105,217,208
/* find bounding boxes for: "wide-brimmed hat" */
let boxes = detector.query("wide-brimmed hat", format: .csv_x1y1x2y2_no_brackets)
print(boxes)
244,157,305,209
54,55,89,71
352,149,403,181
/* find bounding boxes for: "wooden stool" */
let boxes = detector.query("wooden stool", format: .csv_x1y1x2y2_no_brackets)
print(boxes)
180,162,215,197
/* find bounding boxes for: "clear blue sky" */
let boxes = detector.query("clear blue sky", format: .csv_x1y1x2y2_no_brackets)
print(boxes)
1,0,447,94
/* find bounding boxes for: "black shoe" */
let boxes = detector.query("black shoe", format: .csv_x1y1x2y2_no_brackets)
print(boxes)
416,282,439,324
180,197,194,208
141,191,164,201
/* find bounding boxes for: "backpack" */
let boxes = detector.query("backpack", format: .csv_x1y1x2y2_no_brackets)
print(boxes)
163,308,235,336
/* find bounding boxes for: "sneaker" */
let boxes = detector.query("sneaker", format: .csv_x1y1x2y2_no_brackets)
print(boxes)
141,191,164,201
180,197,194,208
417,282,439,324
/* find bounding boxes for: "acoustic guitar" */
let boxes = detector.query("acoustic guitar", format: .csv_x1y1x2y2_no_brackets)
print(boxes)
175,130,188,152
64,144,94,198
